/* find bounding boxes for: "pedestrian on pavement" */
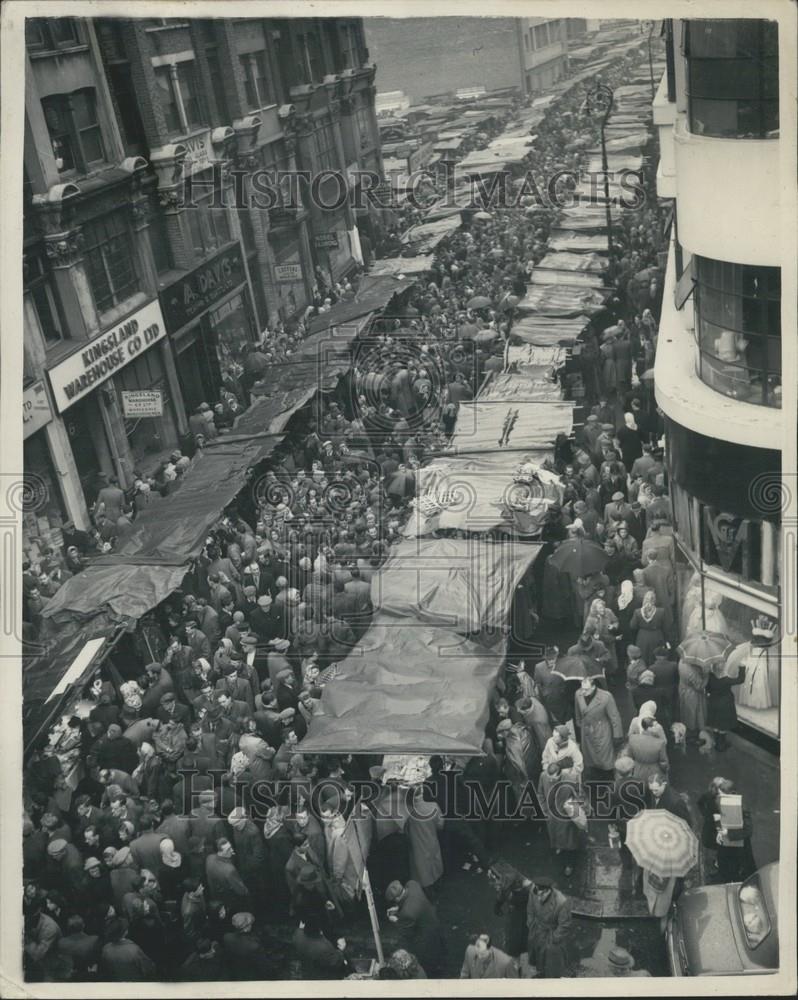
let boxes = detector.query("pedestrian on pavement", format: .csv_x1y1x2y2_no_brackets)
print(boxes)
525,876,572,978
706,660,746,751
405,786,444,890
573,677,623,781
460,932,518,978
385,879,445,977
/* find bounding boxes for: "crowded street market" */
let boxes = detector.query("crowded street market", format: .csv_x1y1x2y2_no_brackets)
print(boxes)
17,15,783,986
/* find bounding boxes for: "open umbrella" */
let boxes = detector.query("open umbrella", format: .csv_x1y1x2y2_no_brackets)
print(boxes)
474,328,497,345
467,295,492,310
677,631,733,668
549,537,608,578
626,810,699,879
473,211,493,221
499,294,520,312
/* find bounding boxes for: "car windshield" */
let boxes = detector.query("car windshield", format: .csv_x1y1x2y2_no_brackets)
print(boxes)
738,874,772,949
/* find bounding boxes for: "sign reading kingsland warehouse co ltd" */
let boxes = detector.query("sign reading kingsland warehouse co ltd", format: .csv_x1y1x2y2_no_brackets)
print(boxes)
47,299,167,413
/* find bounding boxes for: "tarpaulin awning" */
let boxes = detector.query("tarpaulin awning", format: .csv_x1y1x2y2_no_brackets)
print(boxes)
449,399,574,453
479,368,564,402
371,536,543,634
517,283,611,317
529,268,606,289
41,563,189,622
307,276,413,335
400,216,462,253
589,132,648,153
510,315,589,346
586,154,644,174
368,255,435,276
506,344,568,369
548,230,612,253
406,455,560,538
298,616,508,755
537,251,608,273
556,207,618,232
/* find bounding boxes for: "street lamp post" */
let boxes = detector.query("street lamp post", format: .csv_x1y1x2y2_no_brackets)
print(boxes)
583,83,614,263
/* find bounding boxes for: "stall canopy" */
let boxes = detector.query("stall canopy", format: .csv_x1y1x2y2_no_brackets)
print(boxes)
529,268,605,289
406,454,559,538
556,207,618,232
510,315,589,346
517,283,611,317
536,251,608,274
371,536,543,634
400,216,462,253
449,399,574,453
479,369,564,402
306,275,413,335
368,255,435,277
548,230,613,254
298,615,509,756
41,563,189,623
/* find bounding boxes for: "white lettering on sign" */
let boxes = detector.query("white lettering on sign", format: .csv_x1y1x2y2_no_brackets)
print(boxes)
47,299,167,413
182,130,213,177
122,390,164,418
23,380,53,439
275,264,303,282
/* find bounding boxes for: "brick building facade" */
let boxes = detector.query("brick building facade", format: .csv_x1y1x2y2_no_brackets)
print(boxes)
22,15,381,556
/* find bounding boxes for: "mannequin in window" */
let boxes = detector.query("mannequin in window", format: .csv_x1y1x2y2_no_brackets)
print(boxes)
714,329,749,366
725,615,778,711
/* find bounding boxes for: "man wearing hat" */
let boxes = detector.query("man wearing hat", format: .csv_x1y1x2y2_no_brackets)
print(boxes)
46,838,85,899
385,879,445,977
238,584,260,618
227,808,267,899
642,549,675,613
603,491,634,530
94,723,139,775
184,619,212,662
526,875,572,978
157,690,191,728
222,912,280,979
215,691,249,730
606,946,650,976
140,661,175,718
250,592,282,642
215,665,255,712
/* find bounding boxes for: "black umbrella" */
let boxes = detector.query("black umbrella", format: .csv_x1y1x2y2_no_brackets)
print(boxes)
549,537,608,578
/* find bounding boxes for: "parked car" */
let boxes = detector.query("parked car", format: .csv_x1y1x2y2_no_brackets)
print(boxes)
666,862,779,976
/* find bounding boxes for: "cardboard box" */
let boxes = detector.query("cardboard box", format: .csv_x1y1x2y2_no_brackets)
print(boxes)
719,793,744,830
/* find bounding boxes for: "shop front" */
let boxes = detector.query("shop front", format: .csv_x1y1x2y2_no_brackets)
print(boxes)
270,230,308,320
46,298,171,503
667,419,782,741
22,380,68,558
159,242,256,409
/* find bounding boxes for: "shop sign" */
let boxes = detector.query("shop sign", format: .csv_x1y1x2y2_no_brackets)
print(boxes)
703,507,749,573
23,380,53,439
121,390,163,418
159,243,245,333
314,232,340,250
182,129,214,179
275,263,303,282
47,299,167,414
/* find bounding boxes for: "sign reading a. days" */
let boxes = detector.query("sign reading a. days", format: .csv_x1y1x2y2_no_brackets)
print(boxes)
159,243,245,332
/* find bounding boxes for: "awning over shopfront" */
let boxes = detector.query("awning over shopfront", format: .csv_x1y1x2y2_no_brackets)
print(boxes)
536,251,608,273
478,369,564,402
556,207,618,232
368,255,435,277
41,563,189,623
306,275,413,335
400,216,462,253
548,230,613,253
448,398,574,453
529,268,606,289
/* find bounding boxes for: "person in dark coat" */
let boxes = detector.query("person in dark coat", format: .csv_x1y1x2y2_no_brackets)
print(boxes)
292,919,349,980
223,912,282,980
697,777,756,884
205,838,251,915
100,917,156,981
489,865,532,958
706,662,746,751
385,879,445,977
645,773,692,827
649,647,678,737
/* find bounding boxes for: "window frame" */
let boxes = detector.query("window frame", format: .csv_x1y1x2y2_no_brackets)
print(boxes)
25,18,82,53
41,88,106,176
684,19,779,139
153,59,208,137
83,210,141,317
26,253,67,346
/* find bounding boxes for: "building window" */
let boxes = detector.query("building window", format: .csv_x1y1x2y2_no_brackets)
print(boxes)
26,254,66,345
695,256,781,408
313,123,339,171
298,31,325,83
534,25,548,49
684,19,779,139
41,89,105,175
355,107,372,150
186,173,232,258
239,51,273,111
338,22,360,70
154,61,207,136
83,211,140,315
25,18,80,52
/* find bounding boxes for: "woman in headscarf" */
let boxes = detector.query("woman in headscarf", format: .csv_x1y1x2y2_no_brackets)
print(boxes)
614,579,637,667
615,412,643,470
629,590,668,665
627,716,669,785
583,598,619,676
386,948,427,979
537,763,586,877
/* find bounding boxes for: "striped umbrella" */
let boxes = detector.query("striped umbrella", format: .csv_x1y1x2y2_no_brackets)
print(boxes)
677,630,733,668
626,809,698,879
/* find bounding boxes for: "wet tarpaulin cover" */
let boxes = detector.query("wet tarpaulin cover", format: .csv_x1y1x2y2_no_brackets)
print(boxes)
41,563,189,623
298,615,510,756
555,207,617,232
406,455,559,538
516,283,611,317
536,251,608,274
400,216,462,253
548,230,613,254
371,536,544,635
306,275,413,335
478,370,564,403
510,315,589,346
368,255,435,276
529,268,606,289
448,398,574,454
506,344,569,369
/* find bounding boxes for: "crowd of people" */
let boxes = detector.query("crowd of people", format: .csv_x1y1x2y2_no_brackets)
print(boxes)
21,40,759,984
